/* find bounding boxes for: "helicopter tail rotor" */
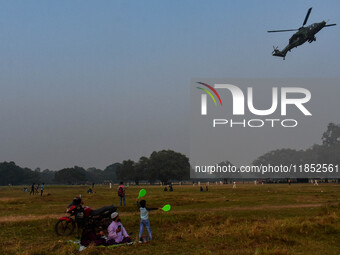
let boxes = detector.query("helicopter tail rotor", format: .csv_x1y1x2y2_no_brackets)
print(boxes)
272,46,279,54
272,46,286,59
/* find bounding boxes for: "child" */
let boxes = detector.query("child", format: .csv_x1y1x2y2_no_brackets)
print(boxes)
136,198,159,242
40,183,44,196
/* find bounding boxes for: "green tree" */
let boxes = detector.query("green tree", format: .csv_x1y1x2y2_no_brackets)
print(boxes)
133,156,149,185
103,163,121,182
253,148,305,166
0,161,39,185
148,150,190,184
116,160,135,182
322,123,340,146
86,167,104,183
54,166,87,184
40,169,55,184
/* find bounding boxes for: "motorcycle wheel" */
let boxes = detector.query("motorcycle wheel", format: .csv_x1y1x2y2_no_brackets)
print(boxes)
55,219,75,236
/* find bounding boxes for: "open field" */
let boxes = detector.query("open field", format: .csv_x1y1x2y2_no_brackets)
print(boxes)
0,183,339,255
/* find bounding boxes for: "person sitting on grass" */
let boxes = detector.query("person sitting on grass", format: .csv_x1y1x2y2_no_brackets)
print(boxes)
107,212,132,245
80,227,106,247
136,198,159,242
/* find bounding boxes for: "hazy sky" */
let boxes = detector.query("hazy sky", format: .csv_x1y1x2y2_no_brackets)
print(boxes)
0,0,339,170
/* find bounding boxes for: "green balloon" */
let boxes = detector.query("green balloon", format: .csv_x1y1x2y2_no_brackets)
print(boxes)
162,204,171,212
138,189,146,199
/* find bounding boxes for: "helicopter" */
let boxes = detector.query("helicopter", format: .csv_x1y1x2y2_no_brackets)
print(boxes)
268,7,336,60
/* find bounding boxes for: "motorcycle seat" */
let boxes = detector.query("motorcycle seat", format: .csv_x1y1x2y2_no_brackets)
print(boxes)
90,205,117,216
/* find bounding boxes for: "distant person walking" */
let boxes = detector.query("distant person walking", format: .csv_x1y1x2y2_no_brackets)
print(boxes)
232,182,237,189
40,183,44,196
30,183,35,195
118,182,127,206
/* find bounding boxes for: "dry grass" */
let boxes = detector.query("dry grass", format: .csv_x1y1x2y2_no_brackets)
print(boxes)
0,183,339,254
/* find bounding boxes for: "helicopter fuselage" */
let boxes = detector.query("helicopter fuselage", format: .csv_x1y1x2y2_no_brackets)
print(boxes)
288,21,326,45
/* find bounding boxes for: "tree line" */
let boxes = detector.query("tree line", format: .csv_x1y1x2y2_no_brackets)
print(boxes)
252,123,340,182
1,124,339,185
0,149,190,185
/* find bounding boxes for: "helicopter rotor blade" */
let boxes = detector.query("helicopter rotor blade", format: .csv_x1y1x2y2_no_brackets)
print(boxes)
302,7,312,26
267,29,299,33
324,24,336,27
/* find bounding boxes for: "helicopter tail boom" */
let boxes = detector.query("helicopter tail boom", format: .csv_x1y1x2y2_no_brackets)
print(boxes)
272,47,287,59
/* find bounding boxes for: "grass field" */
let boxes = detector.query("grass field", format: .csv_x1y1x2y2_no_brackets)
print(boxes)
0,183,339,255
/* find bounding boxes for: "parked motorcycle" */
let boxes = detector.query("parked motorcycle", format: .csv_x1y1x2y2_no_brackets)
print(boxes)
55,196,117,236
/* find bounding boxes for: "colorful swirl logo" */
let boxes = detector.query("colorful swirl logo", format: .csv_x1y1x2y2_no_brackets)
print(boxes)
196,82,223,106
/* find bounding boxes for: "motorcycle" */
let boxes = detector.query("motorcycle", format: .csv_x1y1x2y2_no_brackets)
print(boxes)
55,196,117,236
